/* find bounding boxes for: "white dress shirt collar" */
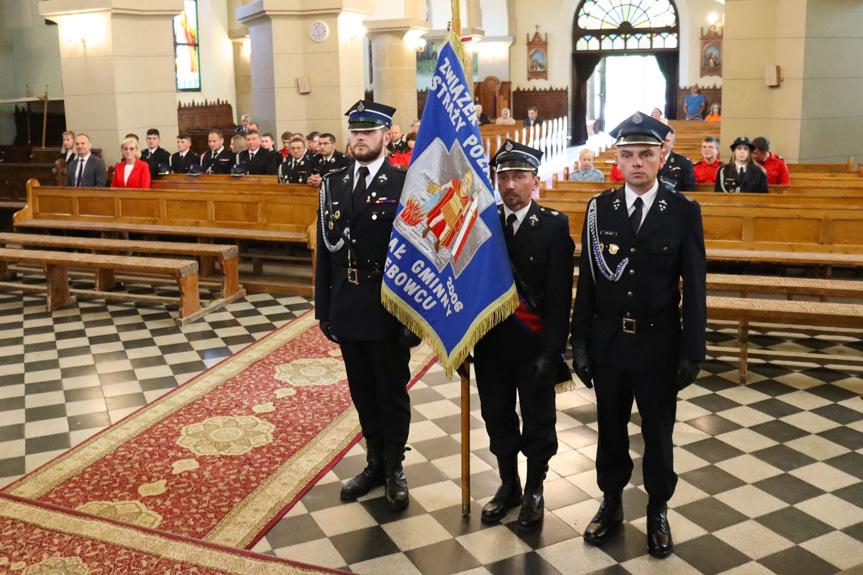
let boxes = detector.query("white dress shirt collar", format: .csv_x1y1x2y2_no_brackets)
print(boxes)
624,179,660,226
354,156,387,188
502,201,532,235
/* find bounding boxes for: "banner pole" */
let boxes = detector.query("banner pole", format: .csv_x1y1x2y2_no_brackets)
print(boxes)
457,359,470,516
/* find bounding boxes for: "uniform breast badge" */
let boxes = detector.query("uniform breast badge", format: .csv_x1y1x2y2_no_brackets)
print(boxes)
609,244,619,255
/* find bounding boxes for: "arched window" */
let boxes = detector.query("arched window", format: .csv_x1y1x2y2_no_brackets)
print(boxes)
174,0,201,91
574,0,678,52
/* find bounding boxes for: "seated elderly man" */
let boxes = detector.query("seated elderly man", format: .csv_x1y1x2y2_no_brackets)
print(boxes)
495,108,516,125
569,149,605,182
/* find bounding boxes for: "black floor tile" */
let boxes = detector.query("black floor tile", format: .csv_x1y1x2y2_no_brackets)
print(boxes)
486,551,563,575
813,404,863,426
685,414,742,436
825,452,863,480
688,394,741,414
756,507,833,544
754,474,826,505
222,334,257,347
64,386,105,403
817,426,863,451
0,456,25,478
834,483,863,508
67,412,111,431
129,355,168,369
60,365,98,379
679,465,745,496
26,359,60,372
405,539,481,575
359,494,427,525
675,498,749,532
430,502,490,537
505,512,578,550
843,521,863,544
24,380,64,395
330,525,400,565
139,377,179,392
749,420,809,443
751,444,817,472
674,534,751,575
589,523,647,563
91,351,128,364
169,361,207,375
749,398,803,419
758,546,839,575
25,433,71,454
24,404,66,422
104,393,147,411
432,414,484,436
681,438,745,465
410,436,462,461
265,513,327,548
99,370,138,386
0,424,24,442
561,405,598,425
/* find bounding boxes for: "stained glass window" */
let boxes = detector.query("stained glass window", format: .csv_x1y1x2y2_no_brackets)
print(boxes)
173,0,201,91
574,0,678,52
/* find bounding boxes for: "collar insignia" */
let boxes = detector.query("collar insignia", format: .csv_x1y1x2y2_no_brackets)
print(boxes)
658,199,668,212
378,173,387,182
343,174,350,182
613,198,621,210
528,214,539,228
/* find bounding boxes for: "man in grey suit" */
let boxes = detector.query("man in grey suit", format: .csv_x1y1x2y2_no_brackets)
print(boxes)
66,134,107,187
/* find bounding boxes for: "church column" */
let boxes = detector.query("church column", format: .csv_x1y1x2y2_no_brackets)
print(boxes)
366,19,430,129
237,0,372,139
39,0,184,164
722,0,863,164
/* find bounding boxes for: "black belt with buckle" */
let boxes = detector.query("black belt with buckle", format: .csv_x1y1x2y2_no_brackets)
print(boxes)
336,264,383,285
595,311,680,335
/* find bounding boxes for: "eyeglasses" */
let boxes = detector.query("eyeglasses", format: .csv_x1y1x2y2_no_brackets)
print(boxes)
122,146,137,151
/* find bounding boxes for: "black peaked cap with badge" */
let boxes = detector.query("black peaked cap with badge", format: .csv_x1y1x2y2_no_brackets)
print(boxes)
491,139,543,172
346,101,396,131
609,111,671,147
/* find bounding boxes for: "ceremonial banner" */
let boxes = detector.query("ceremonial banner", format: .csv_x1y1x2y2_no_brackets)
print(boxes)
382,32,518,375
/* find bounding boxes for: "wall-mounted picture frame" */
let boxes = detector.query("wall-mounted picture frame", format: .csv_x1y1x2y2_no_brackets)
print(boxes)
527,27,548,81
700,28,722,77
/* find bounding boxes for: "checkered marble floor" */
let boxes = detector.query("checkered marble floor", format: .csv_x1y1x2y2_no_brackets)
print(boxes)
1,283,863,575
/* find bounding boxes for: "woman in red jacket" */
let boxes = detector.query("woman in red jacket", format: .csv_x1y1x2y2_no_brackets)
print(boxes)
111,137,151,188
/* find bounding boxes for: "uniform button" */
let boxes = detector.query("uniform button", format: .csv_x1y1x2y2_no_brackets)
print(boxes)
352,239,357,244
529,256,534,261
625,312,632,318
627,291,633,297
663,246,668,252
630,247,636,253
629,269,635,276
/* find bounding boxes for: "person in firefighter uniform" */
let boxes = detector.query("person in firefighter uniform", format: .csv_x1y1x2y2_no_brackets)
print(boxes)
473,140,575,533
570,112,707,558
315,100,417,511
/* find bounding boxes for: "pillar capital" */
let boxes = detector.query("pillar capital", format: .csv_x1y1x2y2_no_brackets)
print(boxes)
39,0,184,20
236,0,374,24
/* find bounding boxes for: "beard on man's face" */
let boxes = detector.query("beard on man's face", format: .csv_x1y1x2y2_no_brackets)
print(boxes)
351,133,386,163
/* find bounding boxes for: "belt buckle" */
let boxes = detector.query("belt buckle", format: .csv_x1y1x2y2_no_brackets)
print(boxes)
347,267,359,285
622,317,636,334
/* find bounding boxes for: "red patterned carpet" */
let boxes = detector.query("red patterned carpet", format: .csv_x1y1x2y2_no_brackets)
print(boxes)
4,311,436,549
0,493,348,574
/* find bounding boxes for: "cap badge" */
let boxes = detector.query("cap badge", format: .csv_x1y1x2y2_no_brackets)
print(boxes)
633,113,643,124
357,102,365,112
505,142,513,151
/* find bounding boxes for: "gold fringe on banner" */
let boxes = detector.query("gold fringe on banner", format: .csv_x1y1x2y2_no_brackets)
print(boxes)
445,29,473,86
382,284,519,377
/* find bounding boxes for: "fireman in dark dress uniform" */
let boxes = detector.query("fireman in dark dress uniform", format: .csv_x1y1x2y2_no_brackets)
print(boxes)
201,131,235,174
571,112,707,558
473,140,575,533
315,100,417,511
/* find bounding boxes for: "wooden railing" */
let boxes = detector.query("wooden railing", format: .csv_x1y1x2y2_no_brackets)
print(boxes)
479,116,569,172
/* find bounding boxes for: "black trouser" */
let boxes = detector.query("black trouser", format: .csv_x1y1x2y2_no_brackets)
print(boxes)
339,337,411,445
474,336,558,463
593,364,678,502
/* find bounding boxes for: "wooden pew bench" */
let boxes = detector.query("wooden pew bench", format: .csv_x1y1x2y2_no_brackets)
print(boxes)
0,232,245,313
14,180,318,295
0,248,202,324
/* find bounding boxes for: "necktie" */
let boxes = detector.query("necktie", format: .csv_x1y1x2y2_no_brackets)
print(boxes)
75,159,85,187
739,167,745,180
353,166,369,212
504,213,517,243
630,197,643,234
212,151,217,160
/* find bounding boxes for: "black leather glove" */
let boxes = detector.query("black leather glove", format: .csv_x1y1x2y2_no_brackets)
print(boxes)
572,346,593,389
528,355,557,387
398,326,422,349
677,359,701,390
320,321,339,344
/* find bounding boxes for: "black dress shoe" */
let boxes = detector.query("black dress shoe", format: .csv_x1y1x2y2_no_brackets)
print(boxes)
516,491,544,532
583,496,623,546
340,467,384,501
647,505,673,558
482,481,523,523
384,469,409,511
